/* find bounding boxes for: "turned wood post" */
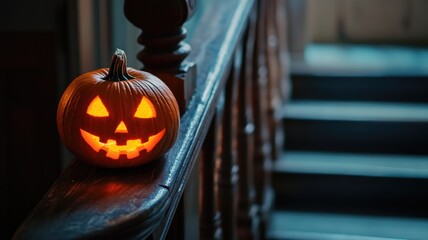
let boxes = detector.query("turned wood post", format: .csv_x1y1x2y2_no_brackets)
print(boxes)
237,10,260,239
200,113,222,240
216,47,241,240
253,0,274,236
124,0,197,114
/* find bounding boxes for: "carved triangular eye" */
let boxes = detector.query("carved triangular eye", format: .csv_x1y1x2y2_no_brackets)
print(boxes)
134,97,156,118
87,95,109,117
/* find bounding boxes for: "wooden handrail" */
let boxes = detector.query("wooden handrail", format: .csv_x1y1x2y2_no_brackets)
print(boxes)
13,0,260,239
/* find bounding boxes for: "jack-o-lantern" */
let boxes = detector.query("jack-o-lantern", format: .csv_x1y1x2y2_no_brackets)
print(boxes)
57,49,180,168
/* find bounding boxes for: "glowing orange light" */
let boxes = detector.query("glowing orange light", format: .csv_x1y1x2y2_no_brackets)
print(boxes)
80,128,166,160
115,121,128,133
81,96,165,160
134,97,156,118
87,95,109,117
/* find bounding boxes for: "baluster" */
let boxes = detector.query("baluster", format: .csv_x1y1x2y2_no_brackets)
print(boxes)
123,0,197,114
266,0,286,161
200,113,222,240
252,0,274,236
237,8,260,240
217,48,241,240
268,0,292,161
275,0,292,104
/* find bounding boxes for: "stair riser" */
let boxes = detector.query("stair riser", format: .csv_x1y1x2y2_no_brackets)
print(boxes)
273,172,428,217
291,75,428,102
284,119,428,155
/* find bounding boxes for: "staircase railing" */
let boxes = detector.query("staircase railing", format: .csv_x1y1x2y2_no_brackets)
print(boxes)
13,0,289,239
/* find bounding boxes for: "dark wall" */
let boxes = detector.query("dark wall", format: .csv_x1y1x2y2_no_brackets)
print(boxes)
0,1,69,238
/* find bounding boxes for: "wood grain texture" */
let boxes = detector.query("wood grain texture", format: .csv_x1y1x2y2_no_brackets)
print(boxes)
13,0,255,239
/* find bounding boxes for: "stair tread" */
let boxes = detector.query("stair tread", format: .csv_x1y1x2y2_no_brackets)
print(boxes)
291,43,428,76
275,151,428,179
282,100,428,122
267,210,428,240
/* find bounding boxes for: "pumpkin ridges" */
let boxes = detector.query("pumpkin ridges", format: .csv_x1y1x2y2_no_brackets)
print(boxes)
57,50,180,168
127,75,180,160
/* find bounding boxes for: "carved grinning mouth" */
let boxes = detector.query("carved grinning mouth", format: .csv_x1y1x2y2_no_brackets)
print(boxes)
80,128,166,159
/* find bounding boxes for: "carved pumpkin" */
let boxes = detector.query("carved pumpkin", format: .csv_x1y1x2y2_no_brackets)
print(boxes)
57,49,180,168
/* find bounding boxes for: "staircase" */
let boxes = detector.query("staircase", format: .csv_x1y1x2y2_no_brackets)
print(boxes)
268,44,428,240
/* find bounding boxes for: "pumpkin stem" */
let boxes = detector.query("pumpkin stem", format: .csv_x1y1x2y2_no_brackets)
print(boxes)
103,49,135,81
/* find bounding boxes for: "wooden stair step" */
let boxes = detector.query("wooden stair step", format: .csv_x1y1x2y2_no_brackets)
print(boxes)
290,44,428,102
292,43,428,76
290,74,428,103
267,210,428,240
272,151,428,217
283,100,428,122
282,101,428,154
274,151,428,179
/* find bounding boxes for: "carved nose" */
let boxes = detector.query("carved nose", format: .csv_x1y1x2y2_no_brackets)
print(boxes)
115,121,128,133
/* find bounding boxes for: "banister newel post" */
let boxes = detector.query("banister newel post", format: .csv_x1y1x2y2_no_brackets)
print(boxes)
124,0,197,114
